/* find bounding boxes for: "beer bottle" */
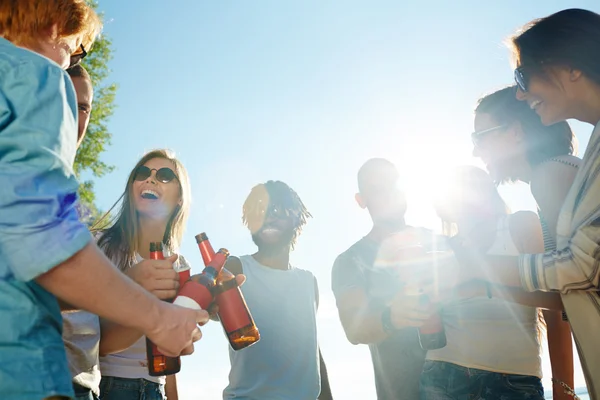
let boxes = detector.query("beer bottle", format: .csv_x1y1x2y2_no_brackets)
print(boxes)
196,233,260,350
146,242,181,376
172,248,229,310
418,295,447,350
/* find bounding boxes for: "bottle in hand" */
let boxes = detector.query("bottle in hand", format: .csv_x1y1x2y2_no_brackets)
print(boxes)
173,247,230,310
146,242,182,376
196,233,260,350
418,295,447,350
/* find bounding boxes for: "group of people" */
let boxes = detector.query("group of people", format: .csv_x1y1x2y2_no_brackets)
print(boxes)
1,1,600,400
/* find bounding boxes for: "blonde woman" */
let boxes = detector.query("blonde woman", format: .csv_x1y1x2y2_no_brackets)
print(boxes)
95,149,229,400
0,3,206,400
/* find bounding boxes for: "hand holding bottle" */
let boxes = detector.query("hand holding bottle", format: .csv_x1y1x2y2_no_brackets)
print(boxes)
126,254,180,300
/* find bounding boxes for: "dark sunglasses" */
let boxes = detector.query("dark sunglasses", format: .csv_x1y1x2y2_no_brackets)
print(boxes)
259,205,299,221
514,66,529,92
134,165,178,183
471,125,508,147
69,44,88,68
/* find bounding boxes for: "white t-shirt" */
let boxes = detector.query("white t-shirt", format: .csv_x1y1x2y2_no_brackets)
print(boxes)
426,216,542,377
99,246,191,384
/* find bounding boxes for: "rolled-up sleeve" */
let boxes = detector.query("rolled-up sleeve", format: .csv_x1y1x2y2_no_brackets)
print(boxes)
519,218,600,294
0,61,91,282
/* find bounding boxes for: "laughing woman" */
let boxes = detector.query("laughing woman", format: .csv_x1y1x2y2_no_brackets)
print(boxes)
445,9,600,398
95,149,192,400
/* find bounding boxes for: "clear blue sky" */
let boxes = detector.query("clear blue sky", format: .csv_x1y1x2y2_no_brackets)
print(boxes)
91,1,599,398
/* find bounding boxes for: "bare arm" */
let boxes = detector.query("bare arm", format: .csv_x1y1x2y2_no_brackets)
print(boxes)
165,375,179,400
38,243,206,357
332,255,429,345
37,243,161,334
99,255,180,356
544,309,574,400
530,157,580,243
318,347,333,400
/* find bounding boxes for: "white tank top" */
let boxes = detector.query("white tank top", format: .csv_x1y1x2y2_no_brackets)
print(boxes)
426,216,542,377
99,249,190,384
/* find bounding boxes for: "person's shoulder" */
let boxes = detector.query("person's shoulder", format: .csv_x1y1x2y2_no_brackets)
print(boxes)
508,211,541,233
0,38,65,80
333,238,371,266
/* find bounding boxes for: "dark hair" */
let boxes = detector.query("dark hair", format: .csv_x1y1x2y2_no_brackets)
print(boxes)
242,180,311,249
510,8,600,86
67,64,92,85
475,85,576,170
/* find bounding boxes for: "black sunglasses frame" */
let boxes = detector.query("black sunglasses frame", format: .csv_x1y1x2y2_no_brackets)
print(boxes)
514,67,528,92
69,44,88,68
134,166,178,184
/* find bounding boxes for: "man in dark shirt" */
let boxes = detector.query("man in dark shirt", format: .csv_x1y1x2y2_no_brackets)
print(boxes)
331,158,438,399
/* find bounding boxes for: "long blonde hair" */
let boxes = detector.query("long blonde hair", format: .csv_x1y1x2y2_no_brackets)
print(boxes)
94,149,191,270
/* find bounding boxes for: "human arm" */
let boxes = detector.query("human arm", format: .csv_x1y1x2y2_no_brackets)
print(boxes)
313,277,333,400
165,375,179,400
318,347,333,400
543,309,574,400
530,158,580,244
331,253,429,345
99,254,180,356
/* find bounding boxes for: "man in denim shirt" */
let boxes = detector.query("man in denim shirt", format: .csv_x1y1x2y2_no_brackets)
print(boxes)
0,3,209,399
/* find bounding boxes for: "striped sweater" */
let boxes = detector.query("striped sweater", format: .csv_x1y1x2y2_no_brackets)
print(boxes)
520,122,600,400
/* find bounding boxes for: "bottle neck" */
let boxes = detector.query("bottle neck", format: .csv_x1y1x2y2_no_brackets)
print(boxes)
203,266,219,280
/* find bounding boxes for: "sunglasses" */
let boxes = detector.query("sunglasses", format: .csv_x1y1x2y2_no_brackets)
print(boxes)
134,165,178,183
69,44,88,68
471,125,508,147
514,66,529,92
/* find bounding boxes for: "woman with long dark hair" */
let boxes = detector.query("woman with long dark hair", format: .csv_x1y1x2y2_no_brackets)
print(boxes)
433,9,600,398
471,85,576,399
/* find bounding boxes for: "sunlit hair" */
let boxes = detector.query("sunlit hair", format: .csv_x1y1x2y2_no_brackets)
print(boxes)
0,0,102,51
94,149,191,271
508,9,600,86
436,166,509,236
475,85,576,182
242,180,311,250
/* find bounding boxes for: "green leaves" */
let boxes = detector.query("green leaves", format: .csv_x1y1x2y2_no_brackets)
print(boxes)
76,1,117,226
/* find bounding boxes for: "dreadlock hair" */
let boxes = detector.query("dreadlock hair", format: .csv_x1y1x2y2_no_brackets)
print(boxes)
242,180,312,250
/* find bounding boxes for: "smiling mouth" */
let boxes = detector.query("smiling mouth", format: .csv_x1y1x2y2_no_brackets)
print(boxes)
529,100,542,110
260,227,281,236
141,189,159,200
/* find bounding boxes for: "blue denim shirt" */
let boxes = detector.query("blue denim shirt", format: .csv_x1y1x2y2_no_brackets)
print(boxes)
0,38,92,399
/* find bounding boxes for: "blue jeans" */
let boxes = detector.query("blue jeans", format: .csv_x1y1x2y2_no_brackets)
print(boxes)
420,360,545,400
99,377,165,400
73,382,99,400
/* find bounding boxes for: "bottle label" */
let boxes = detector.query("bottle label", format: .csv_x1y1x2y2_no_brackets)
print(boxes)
178,270,190,288
216,287,252,332
173,280,213,310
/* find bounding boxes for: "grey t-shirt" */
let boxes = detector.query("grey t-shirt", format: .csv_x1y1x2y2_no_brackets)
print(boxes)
331,227,440,400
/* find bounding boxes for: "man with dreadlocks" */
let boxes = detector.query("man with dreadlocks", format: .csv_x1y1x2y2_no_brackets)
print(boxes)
221,180,333,400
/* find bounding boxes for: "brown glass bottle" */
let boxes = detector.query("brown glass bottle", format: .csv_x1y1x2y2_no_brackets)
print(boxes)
173,248,229,310
196,233,260,350
418,295,447,350
146,242,181,377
